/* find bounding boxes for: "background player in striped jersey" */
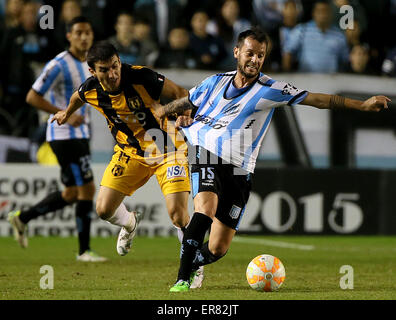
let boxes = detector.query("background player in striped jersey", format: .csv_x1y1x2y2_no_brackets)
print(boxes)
155,27,390,292
8,16,106,262
51,42,191,261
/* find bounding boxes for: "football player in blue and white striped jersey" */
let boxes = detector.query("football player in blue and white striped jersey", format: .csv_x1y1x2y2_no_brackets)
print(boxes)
8,16,106,262
155,27,390,292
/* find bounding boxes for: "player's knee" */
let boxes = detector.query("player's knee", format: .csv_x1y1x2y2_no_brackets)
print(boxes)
168,206,189,228
95,201,113,220
169,212,189,228
194,198,217,217
62,187,78,203
193,192,218,216
209,244,228,258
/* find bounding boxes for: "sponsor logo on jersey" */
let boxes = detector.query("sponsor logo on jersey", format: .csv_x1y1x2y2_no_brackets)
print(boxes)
229,205,242,219
111,115,123,124
194,114,228,129
222,104,240,116
167,165,186,179
281,83,299,96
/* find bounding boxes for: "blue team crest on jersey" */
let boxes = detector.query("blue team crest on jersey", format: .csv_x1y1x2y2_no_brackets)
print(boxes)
167,165,186,179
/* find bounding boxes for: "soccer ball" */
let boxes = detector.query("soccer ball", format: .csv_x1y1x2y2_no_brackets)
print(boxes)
246,254,286,292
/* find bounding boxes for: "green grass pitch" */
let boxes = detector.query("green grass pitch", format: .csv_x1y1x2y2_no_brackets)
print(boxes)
1,235,396,300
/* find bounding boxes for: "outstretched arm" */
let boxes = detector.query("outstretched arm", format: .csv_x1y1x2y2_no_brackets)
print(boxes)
301,93,390,112
28,89,85,127
51,91,85,126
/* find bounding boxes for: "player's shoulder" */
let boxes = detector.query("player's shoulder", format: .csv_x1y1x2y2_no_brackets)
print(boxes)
51,51,71,64
124,63,150,73
200,71,235,86
43,51,68,70
259,75,289,90
257,73,275,86
214,71,236,77
122,63,158,82
256,74,299,93
79,75,99,92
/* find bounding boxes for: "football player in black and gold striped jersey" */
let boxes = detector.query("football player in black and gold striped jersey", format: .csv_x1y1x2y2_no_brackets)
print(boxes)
52,41,190,255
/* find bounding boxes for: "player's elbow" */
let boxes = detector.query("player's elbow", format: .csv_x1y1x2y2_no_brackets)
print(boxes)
174,87,188,100
25,89,37,105
25,90,33,105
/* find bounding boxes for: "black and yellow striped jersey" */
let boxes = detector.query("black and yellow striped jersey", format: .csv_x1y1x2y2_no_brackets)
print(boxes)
78,63,186,159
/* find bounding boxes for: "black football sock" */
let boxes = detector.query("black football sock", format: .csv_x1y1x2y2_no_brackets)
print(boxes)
19,191,69,224
177,212,213,282
192,241,227,270
75,200,93,255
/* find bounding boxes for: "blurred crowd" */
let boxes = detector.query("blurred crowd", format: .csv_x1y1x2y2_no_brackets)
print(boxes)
0,0,395,139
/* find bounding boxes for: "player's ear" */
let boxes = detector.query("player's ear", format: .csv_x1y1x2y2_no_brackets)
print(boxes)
233,46,239,59
88,67,96,77
66,32,71,42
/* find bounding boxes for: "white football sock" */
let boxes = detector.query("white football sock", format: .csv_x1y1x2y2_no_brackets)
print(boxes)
174,226,184,243
106,203,135,232
174,218,190,243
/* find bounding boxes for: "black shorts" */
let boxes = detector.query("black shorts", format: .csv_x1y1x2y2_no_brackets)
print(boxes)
190,147,252,230
49,139,94,187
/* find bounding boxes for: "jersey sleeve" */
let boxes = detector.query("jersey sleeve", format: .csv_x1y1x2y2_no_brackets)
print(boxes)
265,79,308,106
188,75,216,108
32,60,62,96
77,76,96,103
78,83,87,102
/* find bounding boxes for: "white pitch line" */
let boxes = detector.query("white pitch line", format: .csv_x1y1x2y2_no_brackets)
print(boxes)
233,236,315,251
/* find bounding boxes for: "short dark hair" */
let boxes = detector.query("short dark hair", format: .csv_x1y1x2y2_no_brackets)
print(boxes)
66,16,91,33
87,41,119,69
236,27,270,49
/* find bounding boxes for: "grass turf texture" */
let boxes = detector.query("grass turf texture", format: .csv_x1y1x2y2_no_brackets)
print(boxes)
1,235,396,300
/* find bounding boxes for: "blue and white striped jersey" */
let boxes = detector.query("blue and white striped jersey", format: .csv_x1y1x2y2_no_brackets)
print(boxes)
183,71,308,173
32,51,91,141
